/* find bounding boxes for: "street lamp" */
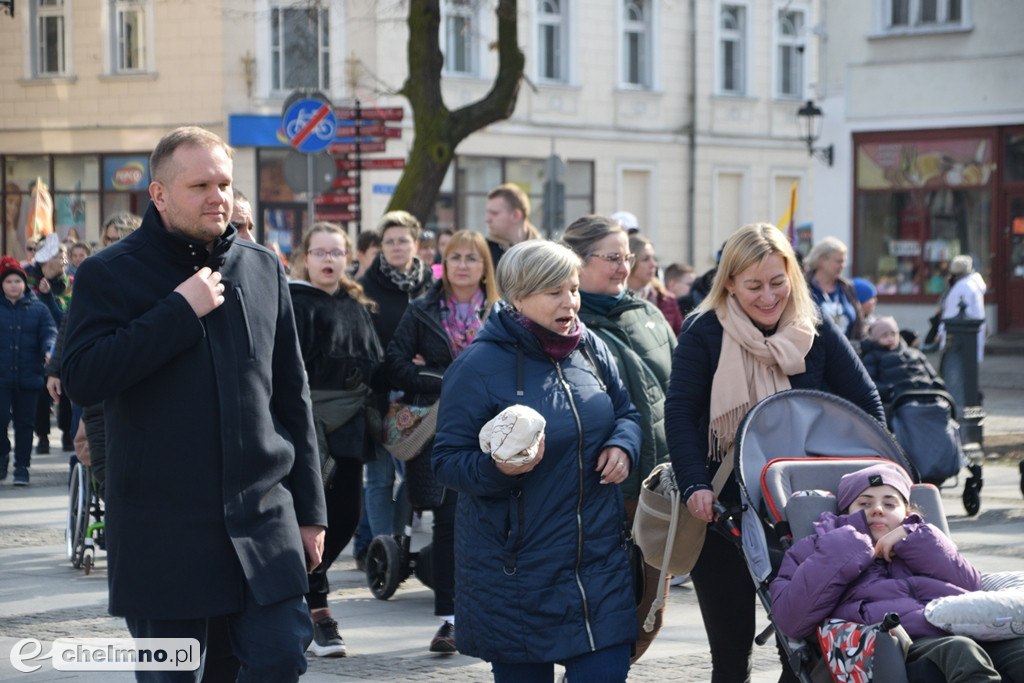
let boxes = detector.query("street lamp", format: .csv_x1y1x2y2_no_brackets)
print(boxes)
797,100,834,167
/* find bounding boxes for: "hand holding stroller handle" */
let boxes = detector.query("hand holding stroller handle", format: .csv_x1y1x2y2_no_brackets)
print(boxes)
712,503,743,538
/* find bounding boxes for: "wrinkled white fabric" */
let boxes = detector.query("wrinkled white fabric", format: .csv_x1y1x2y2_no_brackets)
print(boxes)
479,404,546,464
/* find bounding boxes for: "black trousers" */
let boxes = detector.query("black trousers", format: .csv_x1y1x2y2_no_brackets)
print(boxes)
432,488,457,616
35,387,71,440
690,524,800,683
306,453,363,611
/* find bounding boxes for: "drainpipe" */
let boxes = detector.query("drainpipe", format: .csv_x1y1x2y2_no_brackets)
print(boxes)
686,0,697,265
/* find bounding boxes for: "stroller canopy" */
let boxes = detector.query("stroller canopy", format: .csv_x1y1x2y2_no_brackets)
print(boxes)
732,390,916,584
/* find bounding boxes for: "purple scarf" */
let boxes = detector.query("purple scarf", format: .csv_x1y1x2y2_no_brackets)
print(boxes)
508,307,582,361
440,288,486,358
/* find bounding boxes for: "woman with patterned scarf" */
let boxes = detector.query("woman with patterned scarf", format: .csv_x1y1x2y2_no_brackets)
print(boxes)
358,211,435,568
387,230,499,654
664,222,884,683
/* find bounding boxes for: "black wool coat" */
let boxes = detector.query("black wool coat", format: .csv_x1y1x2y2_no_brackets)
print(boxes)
62,203,327,619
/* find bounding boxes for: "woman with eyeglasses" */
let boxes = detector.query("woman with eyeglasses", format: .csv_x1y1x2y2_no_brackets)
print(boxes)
289,222,384,657
386,230,499,654
358,211,435,566
561,215,678,663
626,233,684,336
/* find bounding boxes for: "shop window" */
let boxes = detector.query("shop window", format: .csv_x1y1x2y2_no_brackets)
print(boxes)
854,135,994,297
455,155,593,240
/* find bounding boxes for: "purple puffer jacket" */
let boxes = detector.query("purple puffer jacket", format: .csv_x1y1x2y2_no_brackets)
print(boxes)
770,510,982,639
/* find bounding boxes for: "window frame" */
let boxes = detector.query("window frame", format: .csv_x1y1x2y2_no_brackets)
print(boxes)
109,0,154,75
773,3,806,100
873,0,971,36
715,1,750,97
30,0,70,78
442,0,482,78
536,0,570,84
620,0,653,89
269,2,331,93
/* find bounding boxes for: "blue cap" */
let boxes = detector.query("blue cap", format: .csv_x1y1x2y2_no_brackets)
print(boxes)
853,277,877,304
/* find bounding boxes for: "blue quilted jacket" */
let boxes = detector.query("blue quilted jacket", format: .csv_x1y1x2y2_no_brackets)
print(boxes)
0,292,56,390
432,304,642,663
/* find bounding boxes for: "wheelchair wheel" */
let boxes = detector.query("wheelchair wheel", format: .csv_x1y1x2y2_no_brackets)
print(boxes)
366,535,403,600
413,542,434,590
66,463,90,567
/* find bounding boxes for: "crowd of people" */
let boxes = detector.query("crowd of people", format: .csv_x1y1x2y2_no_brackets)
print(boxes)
5,125,1014,683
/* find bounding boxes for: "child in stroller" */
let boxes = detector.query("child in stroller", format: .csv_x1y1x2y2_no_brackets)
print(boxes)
860,316,973,502
770,462,1024,682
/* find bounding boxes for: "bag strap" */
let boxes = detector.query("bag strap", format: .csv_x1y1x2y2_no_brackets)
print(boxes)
642,455,735,632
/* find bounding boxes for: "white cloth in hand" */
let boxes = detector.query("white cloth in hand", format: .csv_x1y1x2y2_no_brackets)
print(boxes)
479,405,546,465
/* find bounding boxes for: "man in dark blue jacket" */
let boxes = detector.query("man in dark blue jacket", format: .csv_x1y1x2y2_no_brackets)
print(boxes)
62,126,326,682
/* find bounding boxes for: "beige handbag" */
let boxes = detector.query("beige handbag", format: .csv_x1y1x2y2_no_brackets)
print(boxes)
633,458,733,631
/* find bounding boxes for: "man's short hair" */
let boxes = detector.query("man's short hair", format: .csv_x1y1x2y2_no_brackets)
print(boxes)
488,183,531,221
356,229,381,252
150,126,233,184
664,262,694,283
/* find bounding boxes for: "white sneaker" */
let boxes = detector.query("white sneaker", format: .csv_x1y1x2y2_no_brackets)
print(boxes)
308,617,347,657
669,573,691,586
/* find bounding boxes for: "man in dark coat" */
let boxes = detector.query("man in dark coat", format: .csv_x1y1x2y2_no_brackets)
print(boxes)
62,126,327,682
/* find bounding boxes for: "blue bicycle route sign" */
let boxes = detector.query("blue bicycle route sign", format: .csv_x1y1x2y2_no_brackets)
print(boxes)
283,98,337,153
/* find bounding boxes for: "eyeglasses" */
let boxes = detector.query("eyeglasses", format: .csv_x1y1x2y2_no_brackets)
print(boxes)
446,254,483,265
25,246,36,253
307,248,346,260
589,252,636,268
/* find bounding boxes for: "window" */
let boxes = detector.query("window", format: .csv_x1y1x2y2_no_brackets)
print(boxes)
719,4,747,95
271,4,330,91
622,0,652,87
444,0,477,76
775,8,805,99
112,0,150,73
879,0,967,33
853,133,995,299
537,0,569,83
33,0,68,77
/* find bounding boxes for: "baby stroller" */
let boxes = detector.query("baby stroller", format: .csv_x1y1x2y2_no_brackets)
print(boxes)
717,389,948,683
66,458,104,575
364,445,438,600
886,387,983,516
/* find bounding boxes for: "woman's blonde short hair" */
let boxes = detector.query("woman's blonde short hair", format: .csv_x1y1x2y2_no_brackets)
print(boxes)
375,210,422,243
442,230,500,310
805,236,848,275
496,240,581,304
694,222,820,328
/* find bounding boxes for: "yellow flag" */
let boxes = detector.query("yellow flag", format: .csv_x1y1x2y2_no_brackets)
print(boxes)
777,182,798,248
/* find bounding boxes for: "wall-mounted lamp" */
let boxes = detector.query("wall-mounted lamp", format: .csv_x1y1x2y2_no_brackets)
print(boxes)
797,100,834,167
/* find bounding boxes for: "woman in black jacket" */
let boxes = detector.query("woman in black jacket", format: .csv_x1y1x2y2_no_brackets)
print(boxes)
386,230,498,653
357,211,434,562
291,222,383,658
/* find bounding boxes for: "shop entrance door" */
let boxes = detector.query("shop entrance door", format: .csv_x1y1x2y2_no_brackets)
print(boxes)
1000,193,1024,332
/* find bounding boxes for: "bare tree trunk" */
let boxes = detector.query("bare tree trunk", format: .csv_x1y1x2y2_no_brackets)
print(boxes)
388,0,524,223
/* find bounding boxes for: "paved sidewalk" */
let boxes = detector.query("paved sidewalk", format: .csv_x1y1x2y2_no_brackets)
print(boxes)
1,349,1021,682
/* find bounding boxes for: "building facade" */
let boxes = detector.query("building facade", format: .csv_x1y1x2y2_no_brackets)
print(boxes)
811,0,1024,334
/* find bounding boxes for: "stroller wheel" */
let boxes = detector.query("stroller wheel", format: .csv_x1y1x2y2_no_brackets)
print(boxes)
414,542,434,590
366,535,402,600
962,481,982,516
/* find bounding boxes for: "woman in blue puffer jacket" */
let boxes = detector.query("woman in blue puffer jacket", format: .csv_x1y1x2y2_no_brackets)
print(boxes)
432,240,643,683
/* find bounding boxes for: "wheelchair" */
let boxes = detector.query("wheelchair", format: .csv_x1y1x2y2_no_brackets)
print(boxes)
65,459,104,574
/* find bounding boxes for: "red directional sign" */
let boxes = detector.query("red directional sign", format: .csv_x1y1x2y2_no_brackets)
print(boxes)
314,193,359,206
328,141,387,155
331,176,358,188
335,106,404,121
315,210,358,222
335,157,406,171
334,125,402,139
